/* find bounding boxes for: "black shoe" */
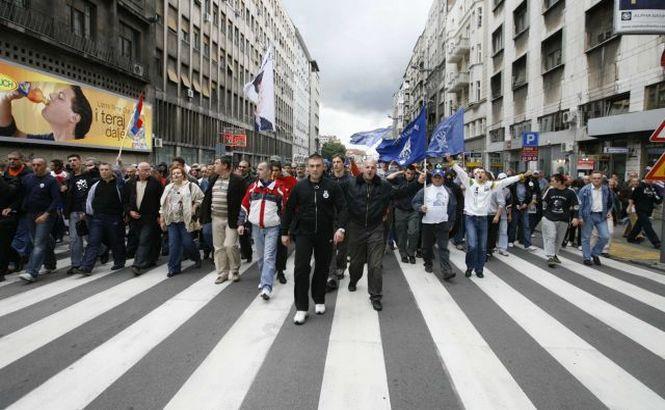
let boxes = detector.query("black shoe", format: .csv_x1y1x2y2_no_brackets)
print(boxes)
245,256,253,263
193,259,202,269
424,264,433,273
146,262,157,268
561,241,568,248
583,259,593,266
348,281,357,292
416,250,423,258
99,252,109,265
592,256,601,266
465,269,473,278
627,237,645,244
443,271,456,281
401,256,409,263
326,278,338,292
475,271,484,278
553,255,561,264
110,265,125,271
277,271,287,284
371,299,383,311
409,256,416,264
547,257,556,268
132,266,142,276
66,267,78,275
167,271,179,278
74,267,92,276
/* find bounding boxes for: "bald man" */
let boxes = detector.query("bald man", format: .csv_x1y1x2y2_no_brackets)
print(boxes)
125,162,163,275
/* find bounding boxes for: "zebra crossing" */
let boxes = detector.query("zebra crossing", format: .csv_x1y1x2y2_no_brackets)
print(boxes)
1,241,665,409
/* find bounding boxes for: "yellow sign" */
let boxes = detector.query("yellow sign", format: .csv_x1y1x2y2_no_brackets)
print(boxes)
0,59,152,152
645,153,665,181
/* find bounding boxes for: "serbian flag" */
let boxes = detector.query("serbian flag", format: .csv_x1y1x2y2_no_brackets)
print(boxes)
129,94,144,136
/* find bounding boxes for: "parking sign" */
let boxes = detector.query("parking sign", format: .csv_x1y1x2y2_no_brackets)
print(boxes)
522,132,539,147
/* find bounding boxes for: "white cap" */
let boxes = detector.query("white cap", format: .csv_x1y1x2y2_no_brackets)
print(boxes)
497,172,507,180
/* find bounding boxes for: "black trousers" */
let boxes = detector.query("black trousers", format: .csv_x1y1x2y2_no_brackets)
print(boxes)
0,217,18,273
294,232,333,311
276,236,288,272
239,222,253,259
487,215,500,253
421,221,452,274
628,211,661,246
130,218,161,268
348,222,385,301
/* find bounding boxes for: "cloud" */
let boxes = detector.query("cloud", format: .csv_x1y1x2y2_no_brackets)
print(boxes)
319,104,393,144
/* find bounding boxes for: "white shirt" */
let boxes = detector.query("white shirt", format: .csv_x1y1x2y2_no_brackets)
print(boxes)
453,163,521,216
591,186,603,212
136,180,147,209
422,185,449,224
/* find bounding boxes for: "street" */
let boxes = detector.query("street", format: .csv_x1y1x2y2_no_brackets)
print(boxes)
0,241,664,409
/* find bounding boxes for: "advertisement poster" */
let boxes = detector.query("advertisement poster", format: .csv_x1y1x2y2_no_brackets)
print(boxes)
615,0,665,34
0,59,152,152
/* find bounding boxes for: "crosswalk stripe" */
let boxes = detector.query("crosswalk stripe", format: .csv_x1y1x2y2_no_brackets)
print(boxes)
530,248,665,313
318,269,391,410
7,264,251,410
450,249,665,409
0,259,134,318
561,247,665,286
164,256,295,410
395,251,534,409
0,261,192,370
496,248,665,359
0,255,70,290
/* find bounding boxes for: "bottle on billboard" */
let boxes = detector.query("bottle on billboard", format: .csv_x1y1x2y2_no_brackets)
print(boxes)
17,81,50,105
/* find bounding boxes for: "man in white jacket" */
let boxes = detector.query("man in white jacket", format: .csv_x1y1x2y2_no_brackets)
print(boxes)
445,155,531,278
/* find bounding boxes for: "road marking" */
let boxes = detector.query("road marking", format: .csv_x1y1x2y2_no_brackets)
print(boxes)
165,256,295,410
396,252,534,409
451,250,665,409
8,263,251,410
497,249,665,359
0,262,192,370
318,268,391,410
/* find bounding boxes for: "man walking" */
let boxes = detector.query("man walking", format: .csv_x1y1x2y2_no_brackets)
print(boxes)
0,161,22,281
126,162,163,275
282,154,346,325
626,174,662,249
412,164,457,279
389,166,421,265
201,157,245,284
237,160,254,263
271,159,297,284
326,154,353,291
541,174,580,267
578,171,614,266
343,159,425,311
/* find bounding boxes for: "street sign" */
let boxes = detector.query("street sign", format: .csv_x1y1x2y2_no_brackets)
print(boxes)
603,147,629,154
522,131,539,147
645,153,665,181
521,146,538,162
221,131,247,147
577,158,595,170
649,120,665,142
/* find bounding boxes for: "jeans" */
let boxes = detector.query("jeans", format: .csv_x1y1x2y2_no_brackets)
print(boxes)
465,215,488,274
295,232,333,311
201,222,213,253
212,215,240,275
81,214,126,271
25,213,56,278
510,208,531,247
581,212,610,260
394,208,420,258
69,212,86,268
421,221,452,274
11,214,32,257
167,222,200,274
487,215,500,253
542,218,569,257
348,222,385,301
498,217,508,251
131,218,161,268
253,225,280,291
628,211,660,246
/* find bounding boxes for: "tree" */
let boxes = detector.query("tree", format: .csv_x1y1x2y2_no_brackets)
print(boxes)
321,141,347,160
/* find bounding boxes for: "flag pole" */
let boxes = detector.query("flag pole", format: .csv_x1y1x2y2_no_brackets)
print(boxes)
116,93,143,166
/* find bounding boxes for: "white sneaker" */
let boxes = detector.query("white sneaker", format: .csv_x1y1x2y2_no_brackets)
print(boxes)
526,246,537,251
19,272,36,283
293,310,308,325
508,243,515,248
260,287,271,300
315,304,326,315
497,249,509,256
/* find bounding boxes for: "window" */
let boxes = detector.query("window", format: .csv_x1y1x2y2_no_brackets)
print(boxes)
181,18,190,43
167,57,178,84
203,35,210,57
513,1,529,35
512,55,528,89
579,93,630,125
542,31,563,72
167,5,178,32
477,43,482,62
477,6,483,28
491,71,503,99
492,25,504,55
510,120,531,139
212,5,219,26
69,2,95,40
193,26,200,50
645,81,665,110
538,110,569,132
476,80,481,101
585,0,614,50
119,22,139,60
490,127,505,143
544,0,562,10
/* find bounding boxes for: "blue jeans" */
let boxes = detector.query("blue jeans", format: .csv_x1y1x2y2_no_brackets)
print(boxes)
11,214,33,257
581,212,610,260
510,208,531,247
69,212,86,268
253,225,280,291
465,215,488,274
25,213,55,278
201,222,213,253
81,214,126,271
167,222,199,274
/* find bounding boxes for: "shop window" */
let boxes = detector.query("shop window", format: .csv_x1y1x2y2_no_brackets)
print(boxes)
645,81,665,110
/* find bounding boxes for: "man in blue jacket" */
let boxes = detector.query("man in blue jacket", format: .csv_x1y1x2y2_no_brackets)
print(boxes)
578,171,614,266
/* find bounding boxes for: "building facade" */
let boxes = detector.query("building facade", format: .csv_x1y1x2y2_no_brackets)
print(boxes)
394,0,665,180
0,0,154,164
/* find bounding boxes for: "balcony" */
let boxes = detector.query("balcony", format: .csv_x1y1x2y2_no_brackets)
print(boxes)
448,71,470,93
448,37,470,63
0,0,148,81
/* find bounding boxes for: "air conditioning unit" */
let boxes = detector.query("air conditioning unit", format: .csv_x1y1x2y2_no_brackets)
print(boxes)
132,63,144,77
153,137,163,148
186,88,194,98
562,111,577,124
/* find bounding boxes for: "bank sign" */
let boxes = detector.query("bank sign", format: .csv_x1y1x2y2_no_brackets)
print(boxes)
615,0,665,34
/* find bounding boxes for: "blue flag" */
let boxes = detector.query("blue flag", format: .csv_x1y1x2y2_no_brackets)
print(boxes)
349,127,393,147
427,108,464,157
377,106,427,166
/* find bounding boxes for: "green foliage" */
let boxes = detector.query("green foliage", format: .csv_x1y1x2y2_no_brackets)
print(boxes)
320,141,347,160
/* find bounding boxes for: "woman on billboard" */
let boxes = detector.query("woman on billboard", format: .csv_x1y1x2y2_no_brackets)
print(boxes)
0,83,92,141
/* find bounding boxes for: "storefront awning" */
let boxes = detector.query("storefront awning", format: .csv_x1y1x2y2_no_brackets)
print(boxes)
588,108,665,136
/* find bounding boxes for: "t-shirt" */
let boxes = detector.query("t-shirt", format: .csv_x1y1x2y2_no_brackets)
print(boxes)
422,185,449,224
70,174,91,213
136,180,148,210
211,177,229,218
166,188,185,223
542,187,579,222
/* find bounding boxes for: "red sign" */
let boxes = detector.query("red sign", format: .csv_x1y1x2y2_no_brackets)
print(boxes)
521,147,538,162
222,132,247,147
577,158,595,170
650,120,665,143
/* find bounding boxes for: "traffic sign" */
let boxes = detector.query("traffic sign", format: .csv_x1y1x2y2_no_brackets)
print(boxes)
649,120,665,142
521,146,538,162
645,153,665,181
522,131,539,147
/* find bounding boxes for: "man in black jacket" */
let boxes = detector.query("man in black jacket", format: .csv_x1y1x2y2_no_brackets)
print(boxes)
343,159,425,311
126,162,163,275
237,160,254,262
281,153,347,325
627,176,663,248
326,154,353,291
387,166,420,265
0,164,22,281
200,156,246,284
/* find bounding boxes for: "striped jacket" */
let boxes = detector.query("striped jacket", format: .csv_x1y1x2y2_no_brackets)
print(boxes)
238,179,285,228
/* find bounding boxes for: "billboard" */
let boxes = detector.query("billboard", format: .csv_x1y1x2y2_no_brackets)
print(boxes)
615,0,665,34
0,59,152,152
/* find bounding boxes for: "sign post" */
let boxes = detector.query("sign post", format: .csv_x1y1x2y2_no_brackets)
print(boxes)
521,131,539,168
645,119,665,263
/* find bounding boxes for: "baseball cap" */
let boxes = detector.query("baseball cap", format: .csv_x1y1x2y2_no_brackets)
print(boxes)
497,172,507,180
431,164,445,177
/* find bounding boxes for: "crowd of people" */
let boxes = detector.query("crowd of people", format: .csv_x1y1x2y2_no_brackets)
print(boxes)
0,149,662,325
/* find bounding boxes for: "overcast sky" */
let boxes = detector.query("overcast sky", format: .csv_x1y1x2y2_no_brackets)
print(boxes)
281,0,432,145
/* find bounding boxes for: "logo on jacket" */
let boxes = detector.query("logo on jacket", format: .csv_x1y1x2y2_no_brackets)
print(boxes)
323,190,329,199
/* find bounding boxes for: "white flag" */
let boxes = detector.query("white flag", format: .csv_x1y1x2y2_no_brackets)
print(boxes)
244,46,275,132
